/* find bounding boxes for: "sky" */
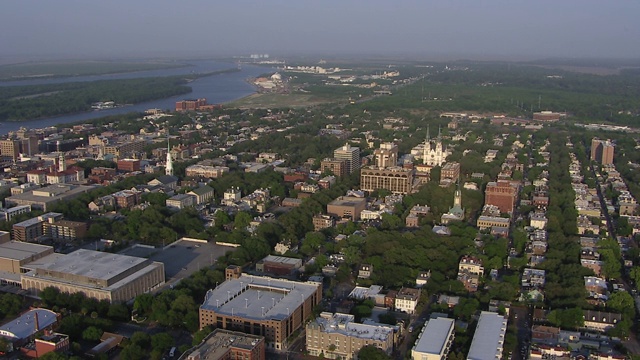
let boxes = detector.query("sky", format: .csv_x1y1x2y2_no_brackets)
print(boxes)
1,0,639,61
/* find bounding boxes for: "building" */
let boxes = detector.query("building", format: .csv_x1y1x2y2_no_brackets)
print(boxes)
306,312,395,360
0,308,60,350
333,143,360,174
394,287,421,314
410,317,455,360
440,162,460,183
476,216,510,230
422,126,449,167
457,256,484,293
521,268,546,289
223,187,242,205
23,331,70,358
416,271,431,288
148,174,179,190
360,167,415,195
313,214,335,231
185,165,229,178
5,184,95,211
0,241,54,285
582,310,621,333
21,249,165,303
116,159,141,172
326,196,367,221
104,139,146,157
12,213,63,242
183,329,265,360
175,98,213,112
45,219,88,241
358,264,373,279
0,231,10,244
467,311,507,360
485,181,518,214
255,255,302,276
166,194,196,210
320,158,349,178
0,205,32,222
533,111,563,122
188,185,215,205
441,186,464,224
590,138,614,165
374,142,398,168
112,189,142,209
0,139,20,161
199,274,322,350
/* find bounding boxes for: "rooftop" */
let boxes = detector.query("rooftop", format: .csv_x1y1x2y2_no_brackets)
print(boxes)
201,274,320,321
184,329,263,360
0,308,57,340
309,312,394,342
467,311,507,360
412,317,455,355
0,241,53,262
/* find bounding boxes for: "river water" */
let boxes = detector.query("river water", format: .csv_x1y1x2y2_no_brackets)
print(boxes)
0,60,270,135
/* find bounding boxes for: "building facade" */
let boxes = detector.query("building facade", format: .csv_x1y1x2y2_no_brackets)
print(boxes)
484,180,518,214
360,167,415,195
333,144,360,174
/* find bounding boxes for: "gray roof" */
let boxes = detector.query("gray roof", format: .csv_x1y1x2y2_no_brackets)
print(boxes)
467,311,507,360
201,274,320,321
0,241,53,261
27,249,148,282
0,308,57,340
308,312,394,342
189,185,214,196
412,317,454,356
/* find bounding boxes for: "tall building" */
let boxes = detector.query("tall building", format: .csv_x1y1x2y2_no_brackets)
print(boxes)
590,138,614,165
0,139,20,161
199,274,322,350
334,143,360,174
422,126,449,167
320,158,349,177
374,142,398,168
484,180,518,214
165,136,173,176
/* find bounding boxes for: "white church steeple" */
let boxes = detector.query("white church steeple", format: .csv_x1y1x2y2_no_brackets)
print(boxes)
165,135,173,176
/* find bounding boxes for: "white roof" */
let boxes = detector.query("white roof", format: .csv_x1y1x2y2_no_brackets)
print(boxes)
412,317,455,356
467,311,507,360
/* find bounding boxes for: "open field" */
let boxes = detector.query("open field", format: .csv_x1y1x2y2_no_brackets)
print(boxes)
228,92,343,108
0,60,185,80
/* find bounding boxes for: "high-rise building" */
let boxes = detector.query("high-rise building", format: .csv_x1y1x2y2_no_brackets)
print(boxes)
0,139,20,161
320,158,349,177
334,143,360,174
374,142,398,168
484,180,518,214
360,167,415,195
590,138,614,165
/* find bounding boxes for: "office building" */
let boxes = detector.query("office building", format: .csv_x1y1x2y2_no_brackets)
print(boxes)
21,249,165,303
306,312,395,360
467,311,507,360
184,329,265,360
199,274,322,350
360,167,415,195
374,142,398,168
411,317,455,360
334,143,360,174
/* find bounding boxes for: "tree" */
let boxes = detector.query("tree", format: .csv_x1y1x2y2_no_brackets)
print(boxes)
151,332,174,353
234,211,252,230
129,331,151,349
607,291,636,318
82,326,103,342
357,345,391,360
629,266,640,286
107,303,130,321
120,344,146,360
0,337,10,354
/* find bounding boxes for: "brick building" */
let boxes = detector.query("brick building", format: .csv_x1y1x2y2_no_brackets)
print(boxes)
484,180,518,214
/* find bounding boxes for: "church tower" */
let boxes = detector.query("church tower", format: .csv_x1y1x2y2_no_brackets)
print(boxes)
453,182,462,208
165,135,173,176
422,125,430,165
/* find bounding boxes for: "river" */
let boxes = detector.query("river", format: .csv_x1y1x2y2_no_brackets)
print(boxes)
0,60,270,135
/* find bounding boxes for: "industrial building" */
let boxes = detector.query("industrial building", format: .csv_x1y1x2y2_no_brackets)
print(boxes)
199,274,322,350
0,308,60,351
20,249,165,303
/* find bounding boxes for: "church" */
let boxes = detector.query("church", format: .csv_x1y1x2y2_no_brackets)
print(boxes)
411,125,450,167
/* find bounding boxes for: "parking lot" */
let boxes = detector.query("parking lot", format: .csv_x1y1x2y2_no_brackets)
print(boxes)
119,239,236,287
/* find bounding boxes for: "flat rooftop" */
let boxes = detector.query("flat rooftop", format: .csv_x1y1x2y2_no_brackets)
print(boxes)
27,249,149,282
329,196,366,207
0,241,53,261
201,274,320,321
412,317,454,355
310,312,393,342
260,255,301,266
185,329,263,360
467,311,507,360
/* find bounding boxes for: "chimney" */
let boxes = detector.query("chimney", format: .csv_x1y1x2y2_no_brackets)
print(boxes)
34,312,39,332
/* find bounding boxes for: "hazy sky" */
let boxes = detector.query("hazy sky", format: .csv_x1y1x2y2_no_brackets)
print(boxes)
2,0,639,60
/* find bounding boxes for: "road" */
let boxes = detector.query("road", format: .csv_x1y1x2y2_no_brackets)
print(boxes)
510,306,531,360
